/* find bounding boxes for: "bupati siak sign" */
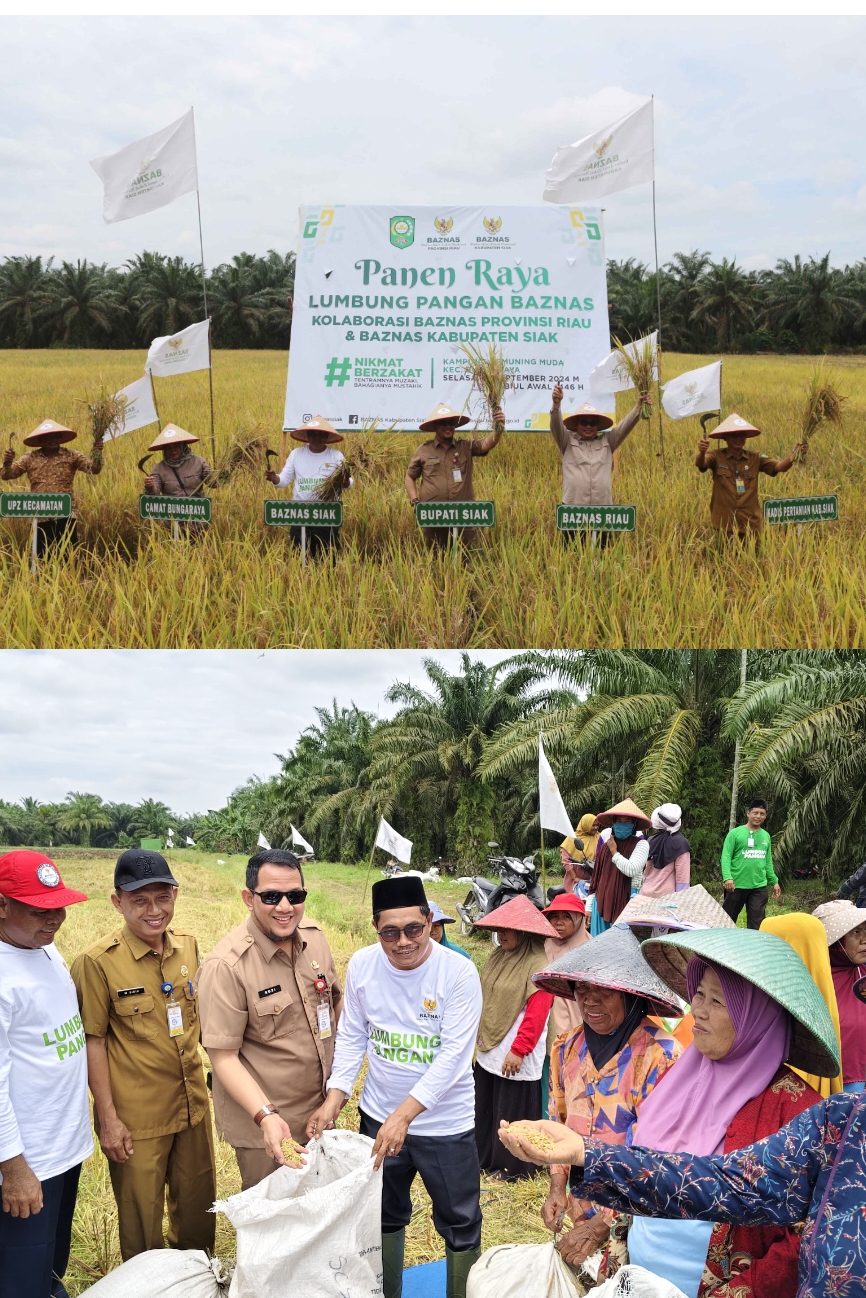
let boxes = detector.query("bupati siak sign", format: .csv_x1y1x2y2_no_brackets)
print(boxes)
416,501,495,529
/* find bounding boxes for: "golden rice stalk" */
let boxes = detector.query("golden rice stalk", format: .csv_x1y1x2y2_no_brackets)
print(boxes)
800,363,846,458
213,431,269,484
78,384,129,445
612,335,657,419
459,341,513,427
317,422,401,501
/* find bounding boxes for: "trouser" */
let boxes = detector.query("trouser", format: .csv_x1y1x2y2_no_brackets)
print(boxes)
234,1145,283,1191
560,528,612,549
35,518,77,558
422,527,477,550
289,525,339,558
107,1117,216,1260
0,1162,80,1298
358,1110,482,1251
722,885,768,929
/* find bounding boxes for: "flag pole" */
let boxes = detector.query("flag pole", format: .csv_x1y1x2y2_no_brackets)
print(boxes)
650,95,665,468
362,839,377,902
194,165,216,461
149,372,163,434
540,823,546,904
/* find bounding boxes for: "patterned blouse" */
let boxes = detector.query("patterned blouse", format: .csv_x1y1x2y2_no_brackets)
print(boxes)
1,446,102,516
576,1092,866,1298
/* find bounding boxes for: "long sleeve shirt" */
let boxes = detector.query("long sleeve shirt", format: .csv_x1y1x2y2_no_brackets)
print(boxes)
721,824,777,888
613,839,649,881
549,405,641,506
327,939,482,1136
1,446,102,517
146,454,213,497
574,1092,866,1298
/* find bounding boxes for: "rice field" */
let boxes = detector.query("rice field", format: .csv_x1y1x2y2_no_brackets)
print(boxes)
1,349,865,648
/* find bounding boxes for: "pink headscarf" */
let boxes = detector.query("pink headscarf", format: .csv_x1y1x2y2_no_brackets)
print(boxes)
633,957,792,1155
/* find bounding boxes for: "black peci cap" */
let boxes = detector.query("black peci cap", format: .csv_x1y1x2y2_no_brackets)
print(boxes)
371,874,428,916
114,848,179,892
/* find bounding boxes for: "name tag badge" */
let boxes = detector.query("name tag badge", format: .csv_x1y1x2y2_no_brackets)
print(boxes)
166,1001,184,1037
317,1003,332,1038
735,477,745,494
452,468,463,483
117,987,146,998
258,985,282,998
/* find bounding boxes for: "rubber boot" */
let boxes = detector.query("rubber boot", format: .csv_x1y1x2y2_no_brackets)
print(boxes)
446,1245,482,1298
381,1228,405,1298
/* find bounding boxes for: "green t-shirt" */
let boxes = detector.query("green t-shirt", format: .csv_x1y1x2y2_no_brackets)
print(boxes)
721,823,777,888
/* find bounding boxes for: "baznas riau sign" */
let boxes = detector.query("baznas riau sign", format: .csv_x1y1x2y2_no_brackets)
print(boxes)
284,205,611,432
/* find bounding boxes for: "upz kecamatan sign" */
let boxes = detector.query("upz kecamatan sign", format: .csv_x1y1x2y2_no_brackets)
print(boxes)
0,493,72,518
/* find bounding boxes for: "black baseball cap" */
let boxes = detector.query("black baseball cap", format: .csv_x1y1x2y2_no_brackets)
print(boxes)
114,848,179,892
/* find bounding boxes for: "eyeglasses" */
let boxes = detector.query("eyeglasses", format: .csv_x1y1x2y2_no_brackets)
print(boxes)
250,888,308,907
376,922,427,943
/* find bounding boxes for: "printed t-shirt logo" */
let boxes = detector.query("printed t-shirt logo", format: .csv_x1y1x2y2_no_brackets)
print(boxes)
36,863,60,887
423,998,437,1011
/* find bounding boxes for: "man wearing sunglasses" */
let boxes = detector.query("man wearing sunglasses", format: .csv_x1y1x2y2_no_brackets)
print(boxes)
307,875,483,1298
197,849,341,1190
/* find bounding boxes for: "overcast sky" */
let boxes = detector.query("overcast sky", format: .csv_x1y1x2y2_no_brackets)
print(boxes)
0,649,521,812
1,16,865,270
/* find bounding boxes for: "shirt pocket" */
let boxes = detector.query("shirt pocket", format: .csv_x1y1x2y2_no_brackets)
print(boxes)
253,994,299,1042
113,994,158,1041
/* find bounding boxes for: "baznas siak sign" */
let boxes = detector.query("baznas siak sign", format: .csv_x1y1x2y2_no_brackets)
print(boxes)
283,205,611,432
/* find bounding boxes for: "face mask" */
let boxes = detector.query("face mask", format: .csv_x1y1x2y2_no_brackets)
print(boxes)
612,822,634,841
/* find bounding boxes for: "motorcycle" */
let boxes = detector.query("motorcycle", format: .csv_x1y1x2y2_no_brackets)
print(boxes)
455,841,576,936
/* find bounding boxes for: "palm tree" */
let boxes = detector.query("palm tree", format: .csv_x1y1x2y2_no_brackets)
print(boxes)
129,799,174,841
367,653,574,862
607,259,657,342
37,261,124,347
0,255,50,346
209,263,270,344
295,703,381,861
664,249,711,350
692,259,757,350
129,254,202,340
55,792,112,847
766,254,858,351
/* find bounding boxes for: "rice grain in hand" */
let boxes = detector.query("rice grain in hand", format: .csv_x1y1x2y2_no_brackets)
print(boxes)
507,1122,557,1153
280,1138,306,1167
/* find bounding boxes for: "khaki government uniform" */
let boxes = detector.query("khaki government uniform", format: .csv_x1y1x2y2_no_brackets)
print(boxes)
699,446,781,537
406,436,488,548
1,446,103,517
71,924,216,1261
197,915,342,1189
549,406,640,506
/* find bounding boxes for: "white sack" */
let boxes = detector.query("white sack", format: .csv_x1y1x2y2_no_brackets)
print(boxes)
83,1250,228,1298
467,1242,576,1298
215,1129,382,1298
587,1263,689,1298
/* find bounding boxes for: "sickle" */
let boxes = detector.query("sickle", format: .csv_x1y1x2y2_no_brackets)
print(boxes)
265,448,278,466
137,453,154,474
7,432,16,450
700,412,721,434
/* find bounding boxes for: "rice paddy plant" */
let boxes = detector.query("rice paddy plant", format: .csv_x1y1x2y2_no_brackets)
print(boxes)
459,340,514,426
612,334,658,418
1,348,865,647
797,361,847,462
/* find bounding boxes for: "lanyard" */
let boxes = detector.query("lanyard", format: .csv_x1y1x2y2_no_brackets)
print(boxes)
161,980,184,1038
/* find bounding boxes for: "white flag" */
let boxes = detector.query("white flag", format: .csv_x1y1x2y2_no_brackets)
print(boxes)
257,832,271,850
539,736,575,838
375,817,412,865
90,109,198,224
590,332,658,397
146,319,210,377
291,824,315,855
661,361,722,420
110,376,158,437
544,99,654,203
185,836,196,846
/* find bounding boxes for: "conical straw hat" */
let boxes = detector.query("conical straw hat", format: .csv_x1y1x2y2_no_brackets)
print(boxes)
618,885,735,936
563,402,614,432
812,899,866,946
595,797,651,829
419,402,470,432
708,412,761,439
472,894,557,938
23,419,76,447
641,927,841,1077
532,923,683,1013
290,415,344,444
148,422,199,451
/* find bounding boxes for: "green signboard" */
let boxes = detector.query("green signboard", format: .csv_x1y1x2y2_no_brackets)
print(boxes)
557,504,636,532
416,501,495,529
140,496,212,522
0,492,71,518
763,495,838,526
264,500,343,527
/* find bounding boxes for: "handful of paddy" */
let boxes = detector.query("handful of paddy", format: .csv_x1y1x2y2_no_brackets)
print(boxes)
504,1122,558,1153
280,1138,307,1167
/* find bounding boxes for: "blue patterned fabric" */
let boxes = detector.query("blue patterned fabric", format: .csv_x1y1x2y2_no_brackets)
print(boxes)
576,1092,866,1298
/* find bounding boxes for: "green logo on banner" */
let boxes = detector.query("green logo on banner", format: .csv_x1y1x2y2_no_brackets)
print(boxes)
390,216,415,249
556,504,636,532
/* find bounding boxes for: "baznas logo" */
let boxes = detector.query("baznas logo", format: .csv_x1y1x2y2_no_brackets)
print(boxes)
390,216,415,249
138,152,158,174
423,998,437,1011
593,134,613,158
434,217,453,234
483,217,502,233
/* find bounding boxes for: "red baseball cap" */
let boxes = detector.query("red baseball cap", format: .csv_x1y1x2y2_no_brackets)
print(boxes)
0,851,88,908
543,893,586,916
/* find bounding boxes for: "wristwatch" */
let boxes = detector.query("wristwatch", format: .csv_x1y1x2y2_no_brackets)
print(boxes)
253,1104,280,1127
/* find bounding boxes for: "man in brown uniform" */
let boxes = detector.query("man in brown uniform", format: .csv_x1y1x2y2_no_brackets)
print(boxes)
142,423,214,497
1,418,103,556
71,849,216,1261
197,848,342,1190
695,411,807,542
405,401,504,549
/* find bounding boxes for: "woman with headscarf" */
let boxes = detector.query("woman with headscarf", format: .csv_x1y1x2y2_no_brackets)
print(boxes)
560,813,601,902
472,896,556,1180
812,900,866,1094
530,925,682,1271
542,894,589,1038
428,901,473,960
589,799,651,936
589,927,835,1298
761,912,843,1097
640,803,691,897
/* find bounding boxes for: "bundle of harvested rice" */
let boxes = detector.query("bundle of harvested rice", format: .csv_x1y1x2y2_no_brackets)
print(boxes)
459,341,513,427
213,434,269,484
506,1122,557,1153
280,1138,306,1167
799,362,846,460
317,423,402,501
612,335,657,419
79,385,129,445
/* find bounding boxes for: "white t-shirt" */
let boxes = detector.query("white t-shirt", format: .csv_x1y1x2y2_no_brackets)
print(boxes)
276,445,350,501
327,939,482,1136
476,1005,550,1082
0,941,93,1182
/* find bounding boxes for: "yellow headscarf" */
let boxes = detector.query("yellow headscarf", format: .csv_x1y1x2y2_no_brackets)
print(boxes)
562,813,600,864
760,913,844,1096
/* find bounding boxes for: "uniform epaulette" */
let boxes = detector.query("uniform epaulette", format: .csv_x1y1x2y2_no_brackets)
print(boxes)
81,929,125,959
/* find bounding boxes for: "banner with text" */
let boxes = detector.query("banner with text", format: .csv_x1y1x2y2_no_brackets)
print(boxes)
284,204,610,432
